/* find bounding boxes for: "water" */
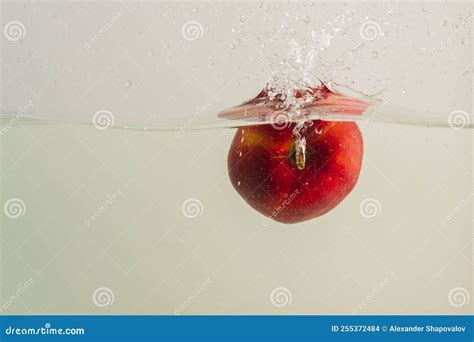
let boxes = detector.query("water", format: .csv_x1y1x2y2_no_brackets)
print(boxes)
1,1,472,315
1,120,471,314
1,82,472,130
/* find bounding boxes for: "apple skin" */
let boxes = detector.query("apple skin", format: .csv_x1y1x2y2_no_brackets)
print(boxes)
227,120,363,224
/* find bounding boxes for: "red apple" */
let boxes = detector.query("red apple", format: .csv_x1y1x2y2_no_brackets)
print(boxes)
227,120,363,224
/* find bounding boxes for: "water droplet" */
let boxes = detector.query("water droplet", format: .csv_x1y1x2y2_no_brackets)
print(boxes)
229,43,235,49
315,126,323,134
238,151,242,157
372,51,378,58
301,14,311,23
125,80,133,88
237,181,241,186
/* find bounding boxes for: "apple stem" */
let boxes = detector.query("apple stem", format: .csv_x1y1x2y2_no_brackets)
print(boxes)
295,137,306,170
293,120,312,171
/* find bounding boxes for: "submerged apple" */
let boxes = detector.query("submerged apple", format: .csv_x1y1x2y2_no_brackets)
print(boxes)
220,86,367,223
227,120,363,224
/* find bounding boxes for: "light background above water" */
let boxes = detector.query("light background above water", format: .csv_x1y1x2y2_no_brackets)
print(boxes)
1,1,472,128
